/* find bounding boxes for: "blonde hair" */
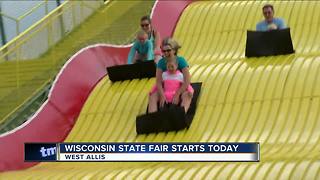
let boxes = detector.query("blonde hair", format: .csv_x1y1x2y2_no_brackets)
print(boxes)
162,37,181,55
137,30,148,37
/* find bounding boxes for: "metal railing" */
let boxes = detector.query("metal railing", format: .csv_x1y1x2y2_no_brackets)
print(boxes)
0,0,104,124
0,1,50,43
0,1,104,61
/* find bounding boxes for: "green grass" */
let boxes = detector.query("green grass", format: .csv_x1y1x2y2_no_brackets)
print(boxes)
0,0,155,130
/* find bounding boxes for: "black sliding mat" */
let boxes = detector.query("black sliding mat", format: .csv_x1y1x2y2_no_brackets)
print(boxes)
136,82,202,134
106,60,156,82
245,28,294,57
185,82,202,126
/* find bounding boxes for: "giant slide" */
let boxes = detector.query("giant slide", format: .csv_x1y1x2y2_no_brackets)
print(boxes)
1,1,320,179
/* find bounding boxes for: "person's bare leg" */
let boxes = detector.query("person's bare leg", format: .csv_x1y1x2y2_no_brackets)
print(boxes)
148,92,159,113
181,91,193,113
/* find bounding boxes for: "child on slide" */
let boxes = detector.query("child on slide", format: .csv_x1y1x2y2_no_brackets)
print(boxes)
127,30,154,64
150,61,194,107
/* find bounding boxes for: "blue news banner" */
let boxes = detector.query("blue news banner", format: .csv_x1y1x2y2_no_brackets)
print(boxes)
25,143,259,162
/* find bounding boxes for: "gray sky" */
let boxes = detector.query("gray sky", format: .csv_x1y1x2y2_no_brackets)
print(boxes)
0,0,62,45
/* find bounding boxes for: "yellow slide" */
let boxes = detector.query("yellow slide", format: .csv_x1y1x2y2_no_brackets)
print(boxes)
2,1,320,179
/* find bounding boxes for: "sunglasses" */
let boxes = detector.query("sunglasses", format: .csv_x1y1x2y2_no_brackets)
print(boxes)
140,23,149,27
162,49,172,53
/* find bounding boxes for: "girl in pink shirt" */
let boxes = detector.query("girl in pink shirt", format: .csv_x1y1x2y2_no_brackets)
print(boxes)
150,61,194,106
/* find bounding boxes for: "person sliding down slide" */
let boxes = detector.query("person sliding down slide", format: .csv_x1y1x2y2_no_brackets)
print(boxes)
148,37,193,113
256,4,286,31
127,30,154,64
140,15,162,64
150,61,194,110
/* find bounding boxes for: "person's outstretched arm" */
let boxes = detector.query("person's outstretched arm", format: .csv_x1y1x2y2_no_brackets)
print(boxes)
146,40,154,61
154,30,161,51
278,18,286,29
172,67,191,105
256,22,263,31
179,67,191,94
127,43,137,64
156,68,166,107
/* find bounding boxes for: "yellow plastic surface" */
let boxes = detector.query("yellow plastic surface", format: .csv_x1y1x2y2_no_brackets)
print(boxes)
2,1,320,179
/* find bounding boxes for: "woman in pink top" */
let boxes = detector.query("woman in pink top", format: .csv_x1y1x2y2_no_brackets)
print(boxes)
150,61,194,111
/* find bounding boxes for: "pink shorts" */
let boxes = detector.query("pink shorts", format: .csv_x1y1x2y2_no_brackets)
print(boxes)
149,82,194,103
